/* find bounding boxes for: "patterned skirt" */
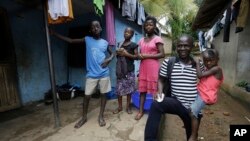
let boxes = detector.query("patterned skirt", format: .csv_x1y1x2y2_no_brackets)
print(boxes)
116,72,136,96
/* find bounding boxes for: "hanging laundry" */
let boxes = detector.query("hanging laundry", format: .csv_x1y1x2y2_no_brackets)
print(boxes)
122,0,137,21
47,0,74,24
235,0,249,33
213,21,223,37
231,0,241,22
198,31,206,51
204,19,224,47
204,30,213,48
105,0,116,46
118,0,121,9
223,6,231,42
93,0,105,16
137,2,145,25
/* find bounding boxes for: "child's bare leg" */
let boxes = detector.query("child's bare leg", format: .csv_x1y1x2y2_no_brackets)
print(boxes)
188,113,199,141
98,94,107,126
126,94,132,114
113,96,123,114
74,95,91,128
135,92,146,120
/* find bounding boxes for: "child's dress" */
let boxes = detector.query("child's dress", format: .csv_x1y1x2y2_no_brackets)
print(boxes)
138,36,164,94
197,73,224,104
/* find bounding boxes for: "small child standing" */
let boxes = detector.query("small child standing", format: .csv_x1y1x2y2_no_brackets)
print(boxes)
189,49,223,141
113,27,138,114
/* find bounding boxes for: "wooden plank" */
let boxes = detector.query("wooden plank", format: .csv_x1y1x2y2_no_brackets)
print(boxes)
0,64,20,112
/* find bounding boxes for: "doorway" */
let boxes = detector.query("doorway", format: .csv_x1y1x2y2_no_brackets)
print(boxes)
0,7,20,112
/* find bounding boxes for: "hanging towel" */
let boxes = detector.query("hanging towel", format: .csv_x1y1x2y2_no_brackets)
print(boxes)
93,0,105,16
47,0,74,24
105,0,116,46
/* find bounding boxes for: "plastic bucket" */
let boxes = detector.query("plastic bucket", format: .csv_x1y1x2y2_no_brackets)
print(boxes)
132,91,153,110
106,87,117,100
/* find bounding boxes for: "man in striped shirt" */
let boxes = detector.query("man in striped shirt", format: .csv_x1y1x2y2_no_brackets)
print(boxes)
145,35,201,141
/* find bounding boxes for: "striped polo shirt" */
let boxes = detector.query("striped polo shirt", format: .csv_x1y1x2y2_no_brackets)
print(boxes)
160,57,201,109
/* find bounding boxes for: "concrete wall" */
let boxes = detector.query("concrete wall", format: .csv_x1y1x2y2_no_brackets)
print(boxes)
213,11,250,87
213,8,250,109
236,18,250,83
213,22,239,86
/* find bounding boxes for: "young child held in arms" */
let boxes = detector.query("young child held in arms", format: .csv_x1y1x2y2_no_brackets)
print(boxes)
189,48,223,141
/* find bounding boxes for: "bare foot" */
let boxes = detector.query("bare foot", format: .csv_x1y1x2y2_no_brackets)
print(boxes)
188,138,198,141
98,116,106,127
134,112,144,120
113,107,123,114
188,136,198,141
126,108,133,114
74,117,87,129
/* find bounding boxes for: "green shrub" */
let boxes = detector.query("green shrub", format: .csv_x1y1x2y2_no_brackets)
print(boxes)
236,80,248,88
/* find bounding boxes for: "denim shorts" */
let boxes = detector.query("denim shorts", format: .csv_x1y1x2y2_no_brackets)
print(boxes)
190,94,206,118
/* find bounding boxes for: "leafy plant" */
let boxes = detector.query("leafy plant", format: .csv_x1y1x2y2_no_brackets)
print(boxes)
139,0,199,54
236,80,248,88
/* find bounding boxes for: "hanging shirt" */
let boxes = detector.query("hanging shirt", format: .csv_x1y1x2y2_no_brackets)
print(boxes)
122,0,137,21
47,0,74,24
93,0,105,16
48,0,68,20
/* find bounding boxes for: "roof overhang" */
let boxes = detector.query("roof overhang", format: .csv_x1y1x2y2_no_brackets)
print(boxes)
192,0,232,30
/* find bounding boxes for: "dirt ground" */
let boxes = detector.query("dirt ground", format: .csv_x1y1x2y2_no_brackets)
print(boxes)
0,90,249,141
162,89,250,141
0,96,100,141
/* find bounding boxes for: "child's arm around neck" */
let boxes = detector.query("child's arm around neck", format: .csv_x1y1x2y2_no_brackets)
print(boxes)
196,61,222,80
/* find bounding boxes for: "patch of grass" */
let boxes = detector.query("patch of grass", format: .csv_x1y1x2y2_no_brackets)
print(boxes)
236,80,248,88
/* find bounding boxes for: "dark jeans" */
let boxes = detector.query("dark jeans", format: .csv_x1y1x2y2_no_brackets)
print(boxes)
144,97,192,141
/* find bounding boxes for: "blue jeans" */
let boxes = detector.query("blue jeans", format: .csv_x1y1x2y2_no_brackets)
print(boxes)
144,97,193,141
190,95,206,118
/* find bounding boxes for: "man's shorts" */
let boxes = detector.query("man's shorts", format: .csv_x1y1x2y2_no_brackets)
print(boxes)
85,77,111,95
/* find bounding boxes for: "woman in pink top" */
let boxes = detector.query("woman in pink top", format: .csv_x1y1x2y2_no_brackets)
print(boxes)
189,49,223,141
135,16,165,120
